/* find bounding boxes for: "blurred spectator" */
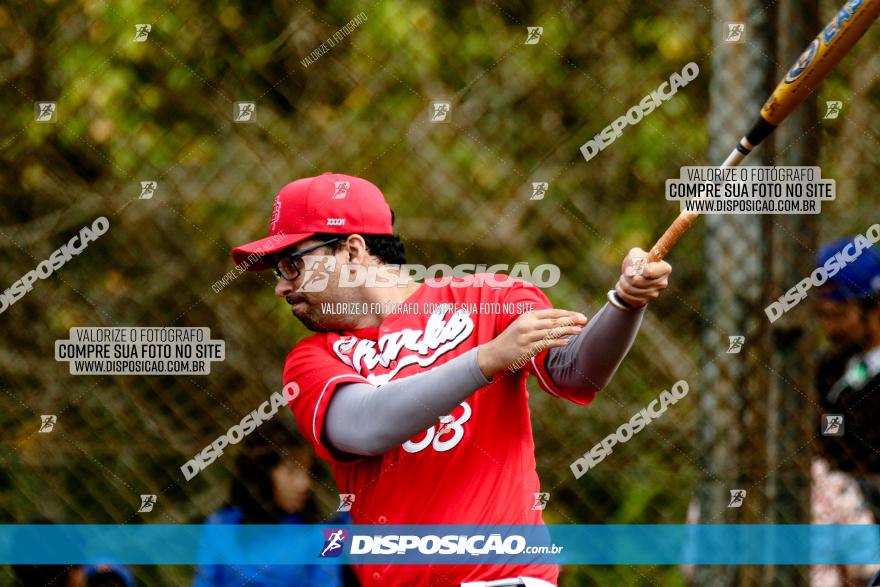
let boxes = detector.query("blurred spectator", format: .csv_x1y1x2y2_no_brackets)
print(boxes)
193,419,351,587
815,238,880,398
83,563,136,587
810,458,878,586
814,239,880,489
810,238,880,586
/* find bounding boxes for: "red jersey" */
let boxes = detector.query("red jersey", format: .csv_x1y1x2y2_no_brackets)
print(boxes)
284,276,595,586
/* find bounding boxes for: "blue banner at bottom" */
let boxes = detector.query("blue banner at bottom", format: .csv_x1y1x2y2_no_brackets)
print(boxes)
1,524,879,565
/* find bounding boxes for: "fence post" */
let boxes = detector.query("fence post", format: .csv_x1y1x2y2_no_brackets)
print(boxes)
765,0,819,585
697,0,778,585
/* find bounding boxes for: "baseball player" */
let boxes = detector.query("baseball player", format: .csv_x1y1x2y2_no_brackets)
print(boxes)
231,172,672,587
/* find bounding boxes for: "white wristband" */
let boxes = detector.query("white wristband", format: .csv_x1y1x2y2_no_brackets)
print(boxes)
607,289,636,312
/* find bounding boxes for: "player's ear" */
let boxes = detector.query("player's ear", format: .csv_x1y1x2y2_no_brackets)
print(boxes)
343,234,369,264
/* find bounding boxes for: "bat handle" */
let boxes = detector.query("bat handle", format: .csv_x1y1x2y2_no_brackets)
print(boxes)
610,210,699,310
645,142,748,263
648,211,700,262
608,212,695,310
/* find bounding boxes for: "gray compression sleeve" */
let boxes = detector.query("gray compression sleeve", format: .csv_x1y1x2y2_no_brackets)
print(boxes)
324,348,490,457
544,302,645,390
324,303,644,457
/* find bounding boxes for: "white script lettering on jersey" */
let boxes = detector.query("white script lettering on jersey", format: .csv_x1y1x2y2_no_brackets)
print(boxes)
332,309,474,386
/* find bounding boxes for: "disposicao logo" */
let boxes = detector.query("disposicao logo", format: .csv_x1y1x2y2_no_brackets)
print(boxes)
319,529,348,558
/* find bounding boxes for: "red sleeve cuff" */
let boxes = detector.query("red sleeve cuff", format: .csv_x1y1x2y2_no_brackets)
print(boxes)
306,373,371,464
529,349,596,406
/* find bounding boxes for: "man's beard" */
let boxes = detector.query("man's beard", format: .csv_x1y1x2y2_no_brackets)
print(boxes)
287,295,357,333
294,311,328,332
290,301,329,332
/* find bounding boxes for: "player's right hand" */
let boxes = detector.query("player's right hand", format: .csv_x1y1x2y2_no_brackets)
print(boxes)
477,308,587,378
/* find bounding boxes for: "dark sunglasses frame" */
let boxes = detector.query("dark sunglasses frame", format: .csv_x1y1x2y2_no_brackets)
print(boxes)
273,238,343,281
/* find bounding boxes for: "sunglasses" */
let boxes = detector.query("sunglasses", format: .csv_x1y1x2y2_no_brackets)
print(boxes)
273,238,343,281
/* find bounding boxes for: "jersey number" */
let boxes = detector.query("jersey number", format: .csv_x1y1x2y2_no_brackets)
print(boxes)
402,401,472,453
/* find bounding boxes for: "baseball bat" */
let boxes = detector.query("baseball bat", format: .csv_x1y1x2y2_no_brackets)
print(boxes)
647,0,880,264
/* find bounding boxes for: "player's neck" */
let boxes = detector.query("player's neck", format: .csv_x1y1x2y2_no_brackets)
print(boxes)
362,280,423,325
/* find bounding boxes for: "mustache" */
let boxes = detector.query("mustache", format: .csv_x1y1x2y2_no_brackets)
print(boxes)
285,294,307,305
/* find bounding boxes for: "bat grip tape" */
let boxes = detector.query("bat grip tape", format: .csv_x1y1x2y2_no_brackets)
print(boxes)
744,116,777,150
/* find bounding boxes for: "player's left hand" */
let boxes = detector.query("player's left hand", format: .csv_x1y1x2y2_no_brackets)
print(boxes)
614,247,672,308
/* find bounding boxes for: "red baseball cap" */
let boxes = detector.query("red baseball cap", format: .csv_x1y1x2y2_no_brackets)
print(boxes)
231,172,393,271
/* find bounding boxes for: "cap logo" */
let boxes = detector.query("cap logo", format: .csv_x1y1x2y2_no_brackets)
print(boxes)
332,181,350,199
270,195,283,232
326,218,345,226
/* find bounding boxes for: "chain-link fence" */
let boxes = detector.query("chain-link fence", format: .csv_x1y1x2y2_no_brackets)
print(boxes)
1,0,879,585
